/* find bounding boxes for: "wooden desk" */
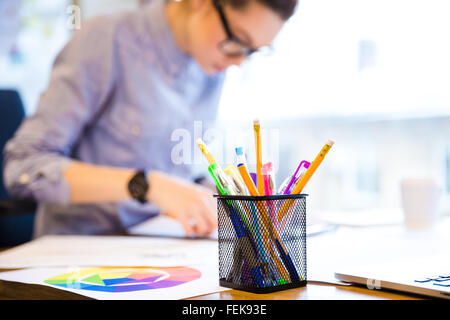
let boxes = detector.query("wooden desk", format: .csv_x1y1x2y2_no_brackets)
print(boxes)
189,284,421,300
0,275,420,300
1,220,436,300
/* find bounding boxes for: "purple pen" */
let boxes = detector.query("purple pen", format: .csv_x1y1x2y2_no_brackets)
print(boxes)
283,160,310,195
250,172,257,187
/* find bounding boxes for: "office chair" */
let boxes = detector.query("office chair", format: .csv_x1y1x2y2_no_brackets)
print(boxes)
0,89,37,247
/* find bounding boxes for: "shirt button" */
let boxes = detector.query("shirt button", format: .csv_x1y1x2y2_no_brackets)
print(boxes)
19,173,30,184
131,125,141,135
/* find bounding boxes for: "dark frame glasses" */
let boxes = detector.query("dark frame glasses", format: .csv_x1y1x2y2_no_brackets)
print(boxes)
212,0,272,57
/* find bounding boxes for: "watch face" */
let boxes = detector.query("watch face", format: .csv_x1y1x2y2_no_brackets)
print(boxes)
130,185,144,197
129,172,148,203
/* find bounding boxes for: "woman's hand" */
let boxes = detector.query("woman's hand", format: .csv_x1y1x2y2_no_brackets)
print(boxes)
147,171,217,237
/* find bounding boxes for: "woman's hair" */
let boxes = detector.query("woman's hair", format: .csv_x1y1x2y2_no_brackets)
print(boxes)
224,0,298,20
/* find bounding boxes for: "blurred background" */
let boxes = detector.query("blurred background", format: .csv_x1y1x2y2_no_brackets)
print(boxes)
1,0,449,229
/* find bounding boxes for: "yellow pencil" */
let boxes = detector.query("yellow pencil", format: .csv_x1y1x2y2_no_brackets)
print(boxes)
196,138,215,165
224,165,249,196
254,119,265,195
277,139,334,222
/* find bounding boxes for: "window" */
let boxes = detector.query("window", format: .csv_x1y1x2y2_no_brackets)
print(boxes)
217,0,450,217
218,0,450,121
0,0,71,114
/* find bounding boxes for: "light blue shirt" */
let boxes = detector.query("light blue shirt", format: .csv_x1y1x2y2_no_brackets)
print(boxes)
3,0,225,237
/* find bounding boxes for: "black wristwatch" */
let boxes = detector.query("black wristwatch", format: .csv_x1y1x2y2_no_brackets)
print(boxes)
128,170,149,203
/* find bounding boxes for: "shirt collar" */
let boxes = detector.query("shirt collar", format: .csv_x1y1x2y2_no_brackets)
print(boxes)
143,0,192,78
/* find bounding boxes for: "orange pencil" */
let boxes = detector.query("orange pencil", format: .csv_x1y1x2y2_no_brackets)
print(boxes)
237,163,259,196
254,119,265,195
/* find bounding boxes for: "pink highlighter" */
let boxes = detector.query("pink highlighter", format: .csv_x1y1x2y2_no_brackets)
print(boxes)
262,162,275,195
280,160,310,195
262,162,277,226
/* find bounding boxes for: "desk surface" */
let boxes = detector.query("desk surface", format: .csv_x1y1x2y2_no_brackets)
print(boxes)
2,219,449,300
0,274,420,300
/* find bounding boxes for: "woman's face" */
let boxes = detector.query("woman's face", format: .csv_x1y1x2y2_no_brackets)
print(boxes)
185,0,285,75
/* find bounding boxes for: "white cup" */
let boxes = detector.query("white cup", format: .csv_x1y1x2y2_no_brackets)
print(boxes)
400,178,441,230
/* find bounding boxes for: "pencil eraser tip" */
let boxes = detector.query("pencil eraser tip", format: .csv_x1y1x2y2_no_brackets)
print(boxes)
327,139,335,146
253,118,260,125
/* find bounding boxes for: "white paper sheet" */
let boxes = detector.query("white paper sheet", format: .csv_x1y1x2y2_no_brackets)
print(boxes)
0,235,228,299
0,264,227,300
0,235,218,268
127,215,218,240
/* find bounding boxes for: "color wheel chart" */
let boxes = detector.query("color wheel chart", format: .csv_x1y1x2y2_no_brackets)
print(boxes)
44,266,201,293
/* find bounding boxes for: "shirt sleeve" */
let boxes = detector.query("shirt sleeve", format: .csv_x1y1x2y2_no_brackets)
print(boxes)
3,16,118,205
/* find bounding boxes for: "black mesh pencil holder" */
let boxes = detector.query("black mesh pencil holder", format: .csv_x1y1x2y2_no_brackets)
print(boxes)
216,194,307,294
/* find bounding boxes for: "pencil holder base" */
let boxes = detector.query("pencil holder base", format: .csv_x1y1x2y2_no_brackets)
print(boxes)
220,279,307,294
216,194,307,294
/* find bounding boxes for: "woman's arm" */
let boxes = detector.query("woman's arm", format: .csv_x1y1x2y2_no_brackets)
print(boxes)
63,162,217,236
3,16,117,206
62,161,135,204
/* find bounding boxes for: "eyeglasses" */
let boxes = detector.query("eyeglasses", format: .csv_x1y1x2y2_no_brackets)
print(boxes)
212,0,273,57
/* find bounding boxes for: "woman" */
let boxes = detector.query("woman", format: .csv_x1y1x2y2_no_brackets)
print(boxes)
4,0,297,238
